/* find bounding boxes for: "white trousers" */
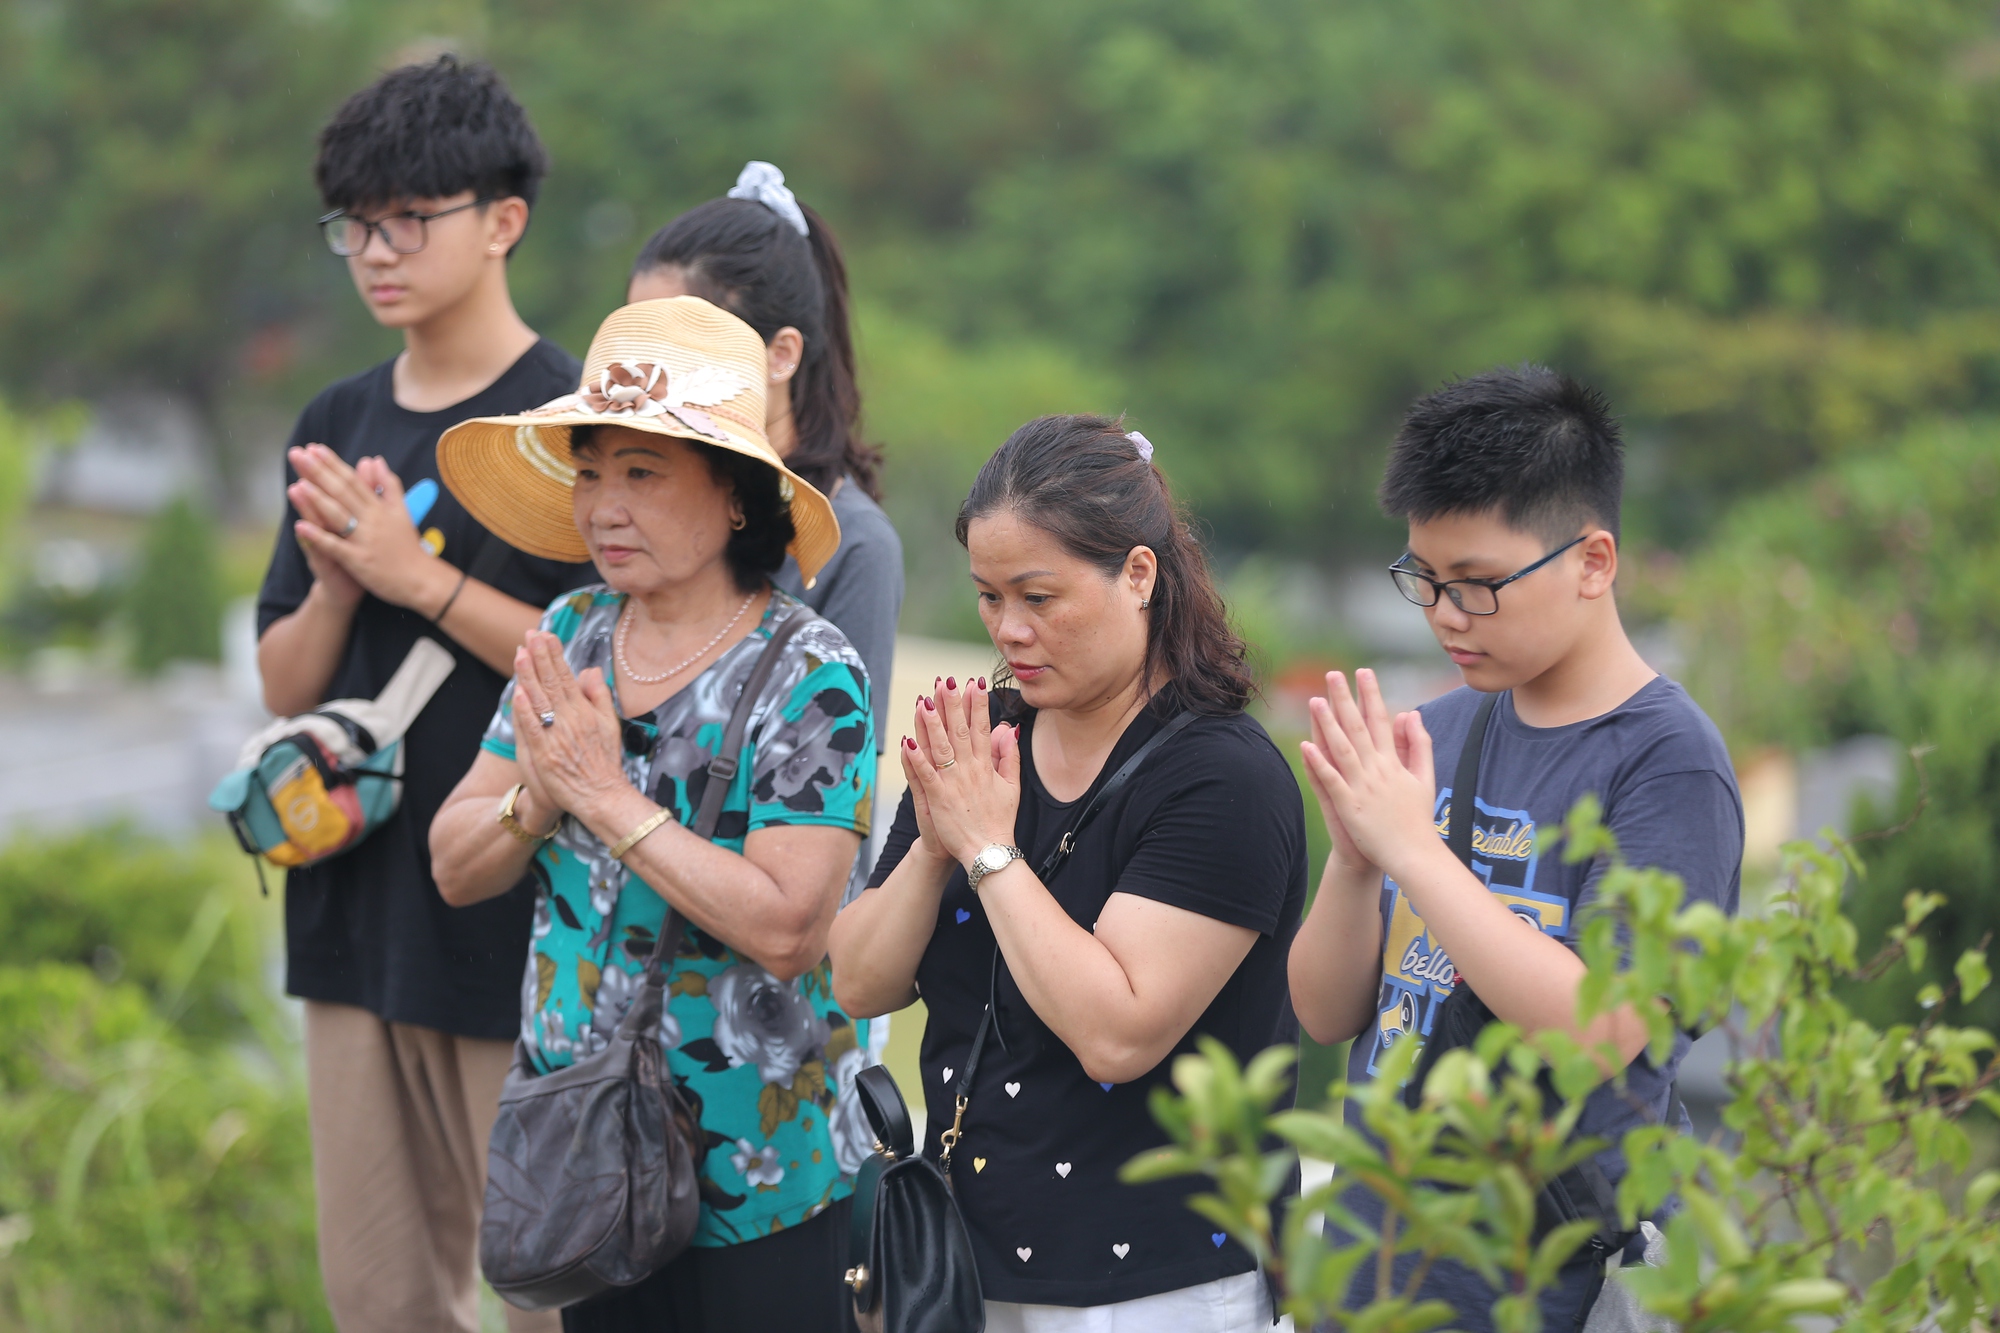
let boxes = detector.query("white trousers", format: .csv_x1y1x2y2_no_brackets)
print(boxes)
984,1270,1293,1333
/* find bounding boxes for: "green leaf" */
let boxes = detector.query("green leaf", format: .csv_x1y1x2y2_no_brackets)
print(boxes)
1955,949,1991,1005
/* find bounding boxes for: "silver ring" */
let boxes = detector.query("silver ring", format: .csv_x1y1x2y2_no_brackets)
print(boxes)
341,515,359,538
538,711,557,729
937,757,957,770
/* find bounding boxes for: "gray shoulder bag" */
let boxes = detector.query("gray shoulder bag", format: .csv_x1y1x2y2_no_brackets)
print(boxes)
479,609,815,1310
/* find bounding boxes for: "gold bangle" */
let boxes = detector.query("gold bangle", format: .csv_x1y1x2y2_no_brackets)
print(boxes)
497,782,555,845
608,807,674,860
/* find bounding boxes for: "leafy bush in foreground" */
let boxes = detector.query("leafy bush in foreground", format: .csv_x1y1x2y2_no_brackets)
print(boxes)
1130,802,2000,1332
0,830,325,1332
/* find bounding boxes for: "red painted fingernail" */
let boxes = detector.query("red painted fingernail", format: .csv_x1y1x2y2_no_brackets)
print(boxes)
946,676,957,691
978,677,987,690
924,698,935,712
904,737,916,750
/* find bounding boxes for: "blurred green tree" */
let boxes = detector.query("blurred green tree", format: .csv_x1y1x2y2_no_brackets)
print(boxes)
1660,417,2000,1028
8,0,2000,556
0,0,383,397
126,498,223,674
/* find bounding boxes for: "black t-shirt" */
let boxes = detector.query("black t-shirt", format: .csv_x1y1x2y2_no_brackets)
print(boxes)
868,691,1307,1306
256,340,595,1039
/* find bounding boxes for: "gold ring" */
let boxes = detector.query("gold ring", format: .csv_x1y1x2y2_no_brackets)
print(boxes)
937,757,957,770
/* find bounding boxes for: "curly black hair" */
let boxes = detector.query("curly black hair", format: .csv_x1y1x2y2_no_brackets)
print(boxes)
315,55,548,218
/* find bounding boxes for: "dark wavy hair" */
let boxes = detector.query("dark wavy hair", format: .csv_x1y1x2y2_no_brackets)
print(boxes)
633,195,881,502
568,425,793,593
956,415,1254,717
315,55,548,222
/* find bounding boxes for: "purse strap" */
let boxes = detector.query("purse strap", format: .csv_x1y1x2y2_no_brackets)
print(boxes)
1447,692,1499,867
641,605,816,982
1036,708,1200,880
938,707,1200,1173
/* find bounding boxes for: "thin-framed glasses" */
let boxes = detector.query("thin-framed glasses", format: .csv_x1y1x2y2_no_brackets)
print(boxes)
318,198,490,257
1388,534,1587,615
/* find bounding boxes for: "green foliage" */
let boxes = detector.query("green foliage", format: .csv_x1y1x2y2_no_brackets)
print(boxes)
11,0,2000,554
1135,802,2000,1330
0,826,275,1049
1660,417,2000,1028
126,499,223,675
0,0,379,415
0,830,324,1331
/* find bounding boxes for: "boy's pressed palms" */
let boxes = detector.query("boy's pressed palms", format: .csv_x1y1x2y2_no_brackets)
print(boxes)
1302,668,1440,881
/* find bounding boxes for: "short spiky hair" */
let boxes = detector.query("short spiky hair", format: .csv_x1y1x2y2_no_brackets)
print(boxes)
314,56,548,213
1379,364,1625,544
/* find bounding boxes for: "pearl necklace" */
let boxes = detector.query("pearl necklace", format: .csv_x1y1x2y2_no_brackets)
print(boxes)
615,592,756,685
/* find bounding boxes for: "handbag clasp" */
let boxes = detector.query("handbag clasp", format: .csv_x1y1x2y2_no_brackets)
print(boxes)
936,1094,970,1172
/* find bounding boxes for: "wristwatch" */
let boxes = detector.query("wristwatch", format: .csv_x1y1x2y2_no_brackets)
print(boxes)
966,843,1026,892
497,782,556,845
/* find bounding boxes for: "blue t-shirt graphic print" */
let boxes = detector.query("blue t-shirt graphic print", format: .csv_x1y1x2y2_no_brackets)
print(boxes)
1365,790,1571,1079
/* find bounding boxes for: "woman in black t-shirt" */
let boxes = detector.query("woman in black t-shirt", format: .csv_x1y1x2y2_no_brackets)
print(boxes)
830,415,1307,1332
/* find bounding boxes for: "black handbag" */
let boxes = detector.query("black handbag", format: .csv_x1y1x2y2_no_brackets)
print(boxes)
845,1065,986,1333
479,610,814,1310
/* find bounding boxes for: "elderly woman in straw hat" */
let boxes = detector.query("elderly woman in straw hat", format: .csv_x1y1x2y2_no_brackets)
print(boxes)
429,298,875,1331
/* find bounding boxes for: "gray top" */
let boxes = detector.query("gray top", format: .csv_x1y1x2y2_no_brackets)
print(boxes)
774,476,904,756
1337,676,1744,1329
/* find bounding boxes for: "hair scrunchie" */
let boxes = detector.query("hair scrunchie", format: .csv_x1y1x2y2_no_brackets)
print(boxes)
726,160,810,237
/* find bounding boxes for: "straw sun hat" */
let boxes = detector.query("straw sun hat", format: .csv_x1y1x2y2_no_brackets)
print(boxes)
436,296,839,585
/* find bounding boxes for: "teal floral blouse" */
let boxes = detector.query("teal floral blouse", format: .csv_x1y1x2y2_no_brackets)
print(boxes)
483,587,877,1246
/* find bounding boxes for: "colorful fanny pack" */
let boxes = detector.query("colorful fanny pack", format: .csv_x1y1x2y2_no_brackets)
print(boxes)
208,637,456,882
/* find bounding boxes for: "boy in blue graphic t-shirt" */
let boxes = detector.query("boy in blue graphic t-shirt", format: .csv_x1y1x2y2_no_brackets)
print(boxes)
1287,365,1743,1332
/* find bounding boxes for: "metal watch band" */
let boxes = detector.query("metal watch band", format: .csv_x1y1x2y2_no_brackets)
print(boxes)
497,782,554,845
967,843,1026,893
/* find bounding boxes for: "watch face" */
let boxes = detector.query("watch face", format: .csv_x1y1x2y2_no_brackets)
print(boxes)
978,846,1010,872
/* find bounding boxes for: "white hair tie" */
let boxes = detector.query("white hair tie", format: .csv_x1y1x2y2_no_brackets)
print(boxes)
1126,431,1154,464
727,161,809,237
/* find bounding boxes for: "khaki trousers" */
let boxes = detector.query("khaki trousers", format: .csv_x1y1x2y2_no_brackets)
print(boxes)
304,1000,562,1333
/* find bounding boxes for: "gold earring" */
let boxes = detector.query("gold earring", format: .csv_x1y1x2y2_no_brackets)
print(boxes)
730,512,747,531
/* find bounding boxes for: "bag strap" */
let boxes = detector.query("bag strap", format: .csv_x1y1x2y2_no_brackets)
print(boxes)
1447,692,1500,867
940,708,1200,1172
1036,708,1201,880
853,1063,916,1159
643,605,816,979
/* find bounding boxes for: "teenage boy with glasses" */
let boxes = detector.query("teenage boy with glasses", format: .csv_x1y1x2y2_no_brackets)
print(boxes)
255,55,588,1333
1288,365,1743,1332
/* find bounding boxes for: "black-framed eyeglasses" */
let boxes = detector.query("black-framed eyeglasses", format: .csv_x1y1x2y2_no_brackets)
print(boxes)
317,198,491,257
1388,534,1587,615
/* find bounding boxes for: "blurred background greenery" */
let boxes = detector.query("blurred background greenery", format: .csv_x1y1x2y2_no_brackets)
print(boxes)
4,0,2000,1324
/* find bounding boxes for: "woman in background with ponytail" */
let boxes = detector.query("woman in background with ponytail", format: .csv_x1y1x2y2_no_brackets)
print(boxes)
629,165,902,824
830,415,1306,1332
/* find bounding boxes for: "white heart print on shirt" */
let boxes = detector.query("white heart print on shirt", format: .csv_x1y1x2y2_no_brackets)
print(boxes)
1005,1081,1021,1097
943,1067,954,1083
1016,1247,1032,1262
1055,1162,1071,1178
1112,1243,1130,1259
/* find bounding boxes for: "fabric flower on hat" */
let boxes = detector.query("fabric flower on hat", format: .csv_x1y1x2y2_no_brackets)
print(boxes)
577,360,748,442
